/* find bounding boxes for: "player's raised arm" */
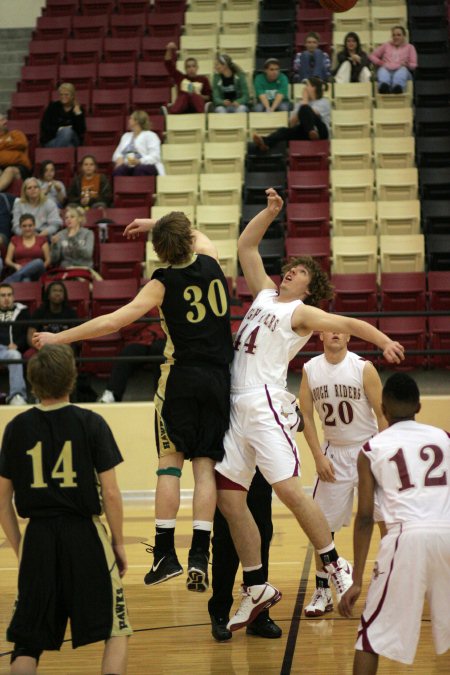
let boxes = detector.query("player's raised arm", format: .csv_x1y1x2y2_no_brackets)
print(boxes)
33,279,165,349
238,188,283,298
292,305,405,364
123,217,156,239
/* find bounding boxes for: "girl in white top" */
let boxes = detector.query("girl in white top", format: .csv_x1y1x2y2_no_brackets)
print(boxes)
112,110,165,177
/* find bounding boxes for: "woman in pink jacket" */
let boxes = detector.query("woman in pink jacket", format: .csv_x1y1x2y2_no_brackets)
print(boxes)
370,26,417,94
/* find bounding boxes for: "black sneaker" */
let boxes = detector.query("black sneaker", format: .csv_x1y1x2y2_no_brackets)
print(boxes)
142,544,183,586
186,547,209,592
392,84,403,94
379,83,391,94
246,615,282,639
210,615,232,642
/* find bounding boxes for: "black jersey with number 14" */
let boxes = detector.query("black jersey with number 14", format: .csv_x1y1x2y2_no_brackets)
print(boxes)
152,253,234,367
0,404,123,519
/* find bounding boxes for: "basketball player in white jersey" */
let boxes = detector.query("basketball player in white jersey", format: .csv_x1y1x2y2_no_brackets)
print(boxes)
339,373,450,674
215,188,405,631
300,332,387,617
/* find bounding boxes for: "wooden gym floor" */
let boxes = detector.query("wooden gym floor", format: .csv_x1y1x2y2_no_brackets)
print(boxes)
1,502,449,675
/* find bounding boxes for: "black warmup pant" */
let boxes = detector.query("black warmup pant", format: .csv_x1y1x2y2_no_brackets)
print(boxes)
263,104,329,147
208,468,273,618
107,340,164,400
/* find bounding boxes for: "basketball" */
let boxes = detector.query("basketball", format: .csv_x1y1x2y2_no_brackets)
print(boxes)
319,0,358,12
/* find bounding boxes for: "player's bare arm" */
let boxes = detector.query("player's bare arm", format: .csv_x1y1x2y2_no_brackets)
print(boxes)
100,468,128,578
0,476,21,557
33,279,165,349
299,371,336,483
124,216,218,260
338,451,376,618
292,305,405,364
191,229,219,260
363,362,388,432
238,188,283,298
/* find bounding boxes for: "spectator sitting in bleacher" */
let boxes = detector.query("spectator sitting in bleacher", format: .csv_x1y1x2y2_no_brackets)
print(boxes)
293,32,331,84
27,281,78,349
253,76,330,150
38,160,67,208
112,111,165,177
0,113,32,193
164,41,212,114
370,25,417,94
0,192,16,246
68,155,112,209
254,58,291,112
212,54,250,113
98,320,166,403
50,206,94,270
333,32,372,84
3,214,50,283
12,177,62,237
40,83,86,148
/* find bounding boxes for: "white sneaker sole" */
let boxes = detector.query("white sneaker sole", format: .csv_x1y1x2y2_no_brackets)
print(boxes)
304,602,333,618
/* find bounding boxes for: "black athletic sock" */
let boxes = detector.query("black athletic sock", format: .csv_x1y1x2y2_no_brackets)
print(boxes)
191,529,211,553
243,568,265,587
316,574,330,589
155,527,175,554
319,547,339,566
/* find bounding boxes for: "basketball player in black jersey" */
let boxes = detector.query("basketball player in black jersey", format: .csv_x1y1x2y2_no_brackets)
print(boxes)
0,345,132,675
33,213,234,593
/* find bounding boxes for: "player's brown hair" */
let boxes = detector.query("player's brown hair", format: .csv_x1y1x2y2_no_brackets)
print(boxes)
27,345,77,400
282,256,334,307
152,211,194,265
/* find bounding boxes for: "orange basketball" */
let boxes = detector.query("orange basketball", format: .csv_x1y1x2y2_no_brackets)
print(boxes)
319,0,358,12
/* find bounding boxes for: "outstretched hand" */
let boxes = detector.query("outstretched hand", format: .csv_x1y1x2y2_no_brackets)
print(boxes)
32,332,58,350
123,218,156,239
265,187,283,216
338,583,361,618
382,340,405,364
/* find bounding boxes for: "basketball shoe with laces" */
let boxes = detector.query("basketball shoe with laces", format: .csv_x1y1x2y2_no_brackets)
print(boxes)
227,583,282,632
323,557,353,602
186,548,209,592
304,587,333,617
143,543,183,586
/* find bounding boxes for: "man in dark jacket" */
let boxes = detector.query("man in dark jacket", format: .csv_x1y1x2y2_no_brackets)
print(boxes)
0,283,29,404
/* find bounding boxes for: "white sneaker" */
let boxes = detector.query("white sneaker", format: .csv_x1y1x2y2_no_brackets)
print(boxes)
227,583,282,632
98,389,115,403
304,587,333,617
8,394,27,406
323,557,353,602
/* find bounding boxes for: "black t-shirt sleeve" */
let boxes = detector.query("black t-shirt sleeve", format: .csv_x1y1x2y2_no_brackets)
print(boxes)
0,423,13,479
90,413,124,474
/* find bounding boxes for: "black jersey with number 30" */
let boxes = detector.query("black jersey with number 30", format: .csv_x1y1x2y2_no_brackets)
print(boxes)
0,404,123,519
152,254,234,367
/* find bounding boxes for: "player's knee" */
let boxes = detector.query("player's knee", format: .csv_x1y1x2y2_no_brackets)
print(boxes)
156,467,182,478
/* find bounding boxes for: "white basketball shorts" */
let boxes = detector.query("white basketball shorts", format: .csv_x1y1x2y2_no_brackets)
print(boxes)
215,385,302,490
312,442,383,532
355,522,450,665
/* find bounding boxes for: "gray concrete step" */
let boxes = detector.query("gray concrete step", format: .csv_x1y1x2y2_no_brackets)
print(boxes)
0,51,27,65
0,28,32,39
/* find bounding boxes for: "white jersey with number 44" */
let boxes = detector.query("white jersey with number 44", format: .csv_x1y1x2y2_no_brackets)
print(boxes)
363,420,450,525
231,288,311,391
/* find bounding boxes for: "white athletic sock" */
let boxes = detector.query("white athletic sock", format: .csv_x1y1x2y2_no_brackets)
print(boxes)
193,520,213,531
155,519,176,529
317,542,336,556
242,564,263,572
